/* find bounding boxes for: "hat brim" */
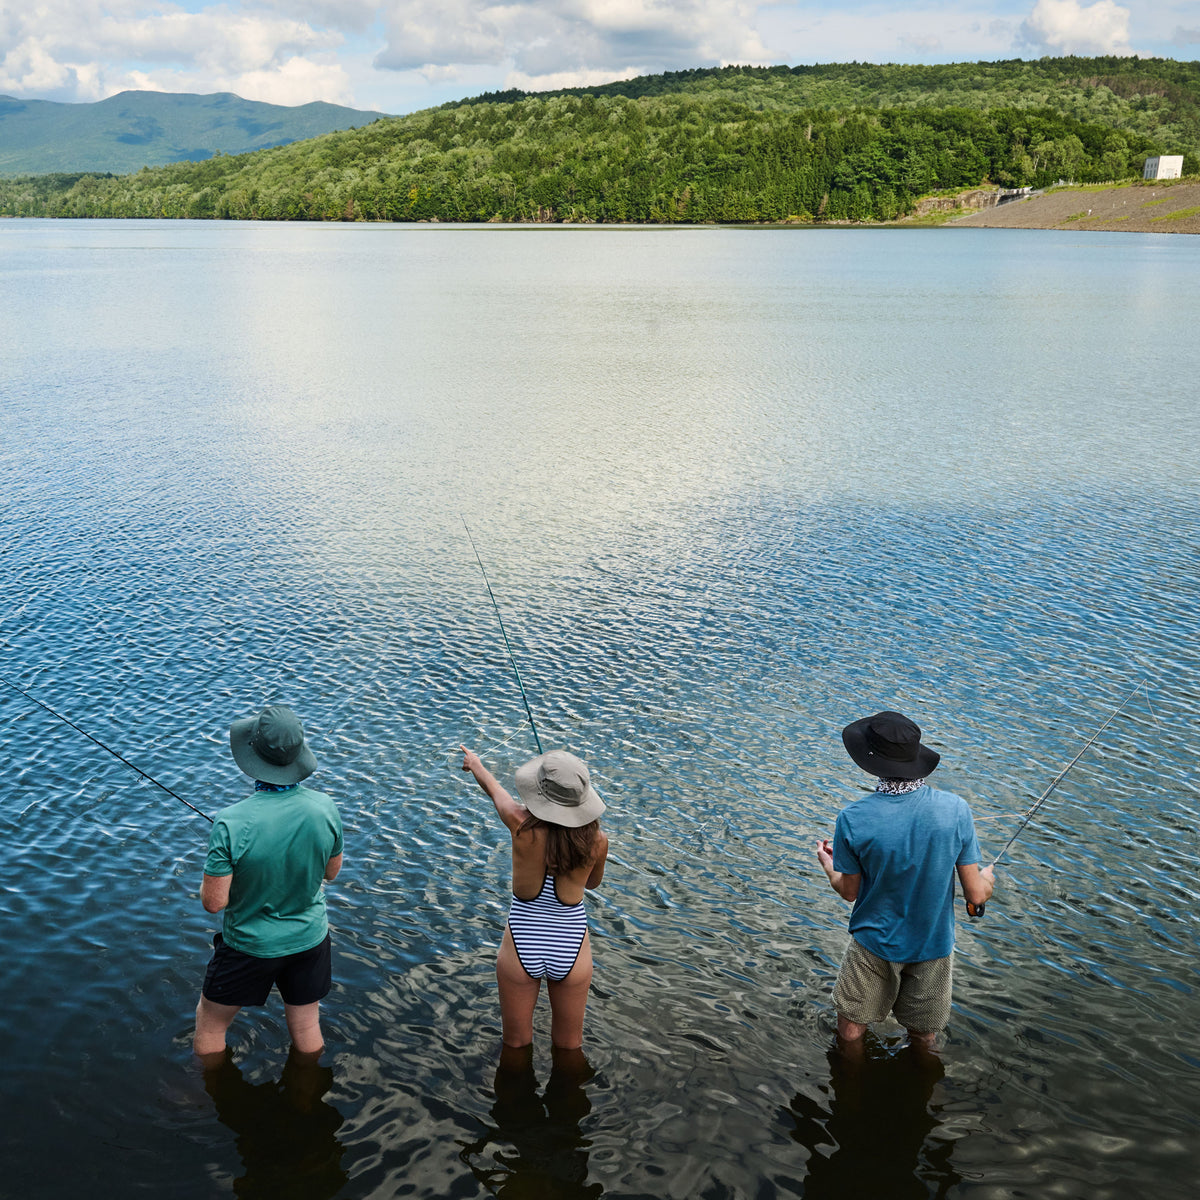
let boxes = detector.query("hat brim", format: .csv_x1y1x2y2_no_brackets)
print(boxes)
229,716,318,785
514,754,606,828
842,717,940,779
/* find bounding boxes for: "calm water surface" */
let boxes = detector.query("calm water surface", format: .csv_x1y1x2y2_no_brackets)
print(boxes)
1,220,1198,1198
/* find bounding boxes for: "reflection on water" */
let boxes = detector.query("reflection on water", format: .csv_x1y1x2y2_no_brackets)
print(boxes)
789,1040,958,1200
1,222,1199,1199
202,1049,347,1199
462,1045,602,1199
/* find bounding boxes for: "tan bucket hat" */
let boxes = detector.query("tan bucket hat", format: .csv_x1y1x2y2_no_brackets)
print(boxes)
514,749,605,827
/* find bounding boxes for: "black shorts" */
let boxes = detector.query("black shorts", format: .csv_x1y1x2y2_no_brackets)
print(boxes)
202,932,332,1007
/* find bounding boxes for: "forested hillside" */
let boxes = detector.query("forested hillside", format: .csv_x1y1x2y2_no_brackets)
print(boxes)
462,57,1200,153
1,58,1196,223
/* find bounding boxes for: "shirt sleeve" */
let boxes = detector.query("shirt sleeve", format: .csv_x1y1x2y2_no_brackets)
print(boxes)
832,811,860,875
330,808,344,858
203,818,234,877
955,802,982,866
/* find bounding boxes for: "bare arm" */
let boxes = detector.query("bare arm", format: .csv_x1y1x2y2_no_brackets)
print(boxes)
957,862,995,908
461,746,527,833
586,830,609,889
816,838,860,903
200,872,232,913
324,852,343,882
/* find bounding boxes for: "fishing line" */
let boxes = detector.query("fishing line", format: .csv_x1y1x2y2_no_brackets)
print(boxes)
968,679,1146,917
0,674,213,823
445,716,533,768
462,519,543,754
991,680,1146,868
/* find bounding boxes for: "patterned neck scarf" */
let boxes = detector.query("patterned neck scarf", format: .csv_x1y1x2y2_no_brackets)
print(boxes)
254,780,298,793
876,777,926,795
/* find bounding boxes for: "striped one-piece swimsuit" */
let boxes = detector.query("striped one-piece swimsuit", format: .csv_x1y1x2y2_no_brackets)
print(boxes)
507,874,588,981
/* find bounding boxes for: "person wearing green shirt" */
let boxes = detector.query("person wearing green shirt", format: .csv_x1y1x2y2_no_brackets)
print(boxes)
194,704,344,1062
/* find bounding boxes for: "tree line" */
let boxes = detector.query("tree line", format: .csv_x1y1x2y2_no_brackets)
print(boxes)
0,71,1195,224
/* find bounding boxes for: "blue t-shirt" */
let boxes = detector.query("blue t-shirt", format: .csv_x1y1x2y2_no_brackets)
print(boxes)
832,785,981,963
204,784,344,957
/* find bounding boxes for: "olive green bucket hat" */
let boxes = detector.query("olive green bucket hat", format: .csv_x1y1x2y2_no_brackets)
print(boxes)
229,704,317,785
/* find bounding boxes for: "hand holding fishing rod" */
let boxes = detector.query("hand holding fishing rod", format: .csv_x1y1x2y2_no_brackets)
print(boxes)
966,681,1144,918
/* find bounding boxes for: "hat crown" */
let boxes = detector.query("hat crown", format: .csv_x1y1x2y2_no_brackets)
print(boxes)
864,712,921,762
248,705,306,767
538,751,589,808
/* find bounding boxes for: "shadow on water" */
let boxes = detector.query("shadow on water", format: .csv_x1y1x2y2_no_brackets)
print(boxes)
201,1048,347,1199
788,1037,960,1200
460,1044,603,1200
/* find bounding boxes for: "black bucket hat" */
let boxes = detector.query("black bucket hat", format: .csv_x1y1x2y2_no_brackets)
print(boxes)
229,704,317,785
841,710,940,779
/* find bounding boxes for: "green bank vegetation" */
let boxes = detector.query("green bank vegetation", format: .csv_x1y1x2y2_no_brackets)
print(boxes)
1152,204,1200,220
1,57,1197,223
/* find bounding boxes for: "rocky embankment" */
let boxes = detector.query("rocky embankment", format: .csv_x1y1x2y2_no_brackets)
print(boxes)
947,180,1200,233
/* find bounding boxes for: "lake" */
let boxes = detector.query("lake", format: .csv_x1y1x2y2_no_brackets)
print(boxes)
1,218,1198,1199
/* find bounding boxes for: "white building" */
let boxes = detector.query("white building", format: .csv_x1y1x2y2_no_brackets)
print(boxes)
1143,155,1184,180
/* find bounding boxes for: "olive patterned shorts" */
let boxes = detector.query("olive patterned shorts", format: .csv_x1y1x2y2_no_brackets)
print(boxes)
832,938,953,1033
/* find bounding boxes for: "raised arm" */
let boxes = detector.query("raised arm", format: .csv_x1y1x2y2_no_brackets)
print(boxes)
461,746,527,833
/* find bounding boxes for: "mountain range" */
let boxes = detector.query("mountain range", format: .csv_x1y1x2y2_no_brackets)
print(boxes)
0,90,391,175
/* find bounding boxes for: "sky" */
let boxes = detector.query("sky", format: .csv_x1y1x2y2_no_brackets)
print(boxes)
1,0,1198,116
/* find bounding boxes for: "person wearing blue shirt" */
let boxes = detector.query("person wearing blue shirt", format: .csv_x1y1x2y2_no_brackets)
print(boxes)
816,711,994,1050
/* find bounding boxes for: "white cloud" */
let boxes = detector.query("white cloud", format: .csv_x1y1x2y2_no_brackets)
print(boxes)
0,0,1191,114
0,0,350,102
897,32,943,54
506,64,646,92
1019,0,1134,55
753,5,1018,66
375,0,769,75
258,0,379,36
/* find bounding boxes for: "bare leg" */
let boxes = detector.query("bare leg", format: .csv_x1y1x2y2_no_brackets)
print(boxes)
546,931,593,1050
905,1028,938,1053
284,1001,325,1056
836,1014,868,1042
195,996,241,1058
835,1013,868,1063
497,926,541,1048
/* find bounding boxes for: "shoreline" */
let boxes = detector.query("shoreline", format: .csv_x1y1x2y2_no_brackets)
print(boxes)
4,179,1199,233
940,179,1200,234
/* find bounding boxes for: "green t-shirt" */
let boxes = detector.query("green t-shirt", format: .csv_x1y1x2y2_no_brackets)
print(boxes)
204,784,344,957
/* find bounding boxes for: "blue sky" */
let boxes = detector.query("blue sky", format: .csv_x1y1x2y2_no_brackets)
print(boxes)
2,0,1198,115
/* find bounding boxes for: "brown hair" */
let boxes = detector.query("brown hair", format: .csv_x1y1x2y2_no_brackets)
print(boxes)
517,814,600,875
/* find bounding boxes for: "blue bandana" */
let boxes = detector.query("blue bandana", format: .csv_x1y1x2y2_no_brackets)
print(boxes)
254,780,298,793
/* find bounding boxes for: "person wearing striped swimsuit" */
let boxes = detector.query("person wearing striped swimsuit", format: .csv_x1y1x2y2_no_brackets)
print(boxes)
507,874,588,981
461,745,609,1050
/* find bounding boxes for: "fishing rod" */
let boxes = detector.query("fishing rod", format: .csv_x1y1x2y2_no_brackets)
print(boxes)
0,674,213,823
968,680,1145,917
462,519,543,755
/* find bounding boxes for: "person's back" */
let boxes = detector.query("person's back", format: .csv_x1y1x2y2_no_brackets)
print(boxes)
816,711,993,1049
510,820,599,906
835,784,977,964
461,745,609,1052
194,705,344,1063
213,783,342,957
